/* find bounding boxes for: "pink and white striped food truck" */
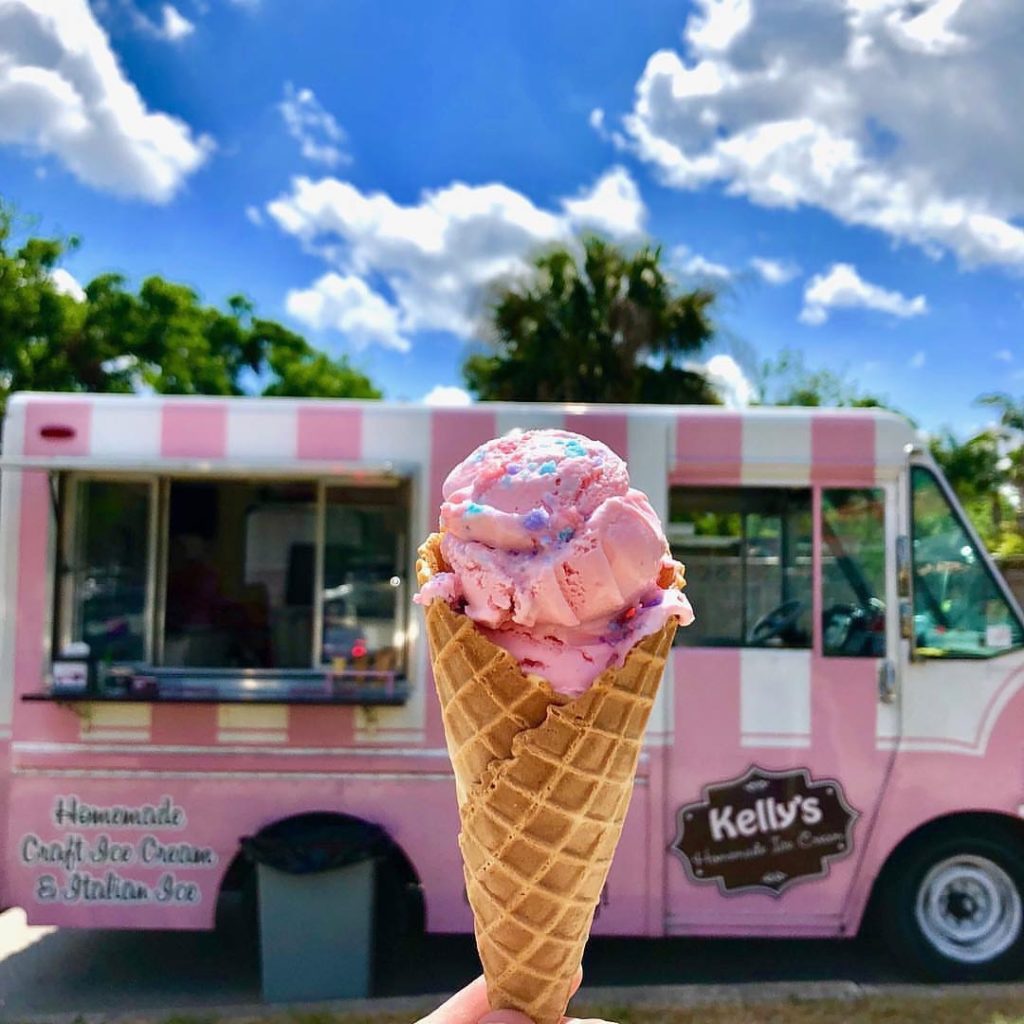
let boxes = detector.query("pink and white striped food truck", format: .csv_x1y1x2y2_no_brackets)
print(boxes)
3,392,1024,981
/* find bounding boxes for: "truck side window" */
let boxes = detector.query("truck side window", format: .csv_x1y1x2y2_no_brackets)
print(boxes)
61,478,151,664
911,466,1024,658
668,487,812,649
821,488,887,657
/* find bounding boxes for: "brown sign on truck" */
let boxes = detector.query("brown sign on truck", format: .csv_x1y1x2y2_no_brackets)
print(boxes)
671,765,858,896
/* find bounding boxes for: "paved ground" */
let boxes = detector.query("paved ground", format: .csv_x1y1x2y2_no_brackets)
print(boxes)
0,897,904,1019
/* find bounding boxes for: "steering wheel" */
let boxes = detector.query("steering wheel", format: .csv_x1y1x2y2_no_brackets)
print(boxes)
913,569,952,629
748,599,806,645
823,602,858,651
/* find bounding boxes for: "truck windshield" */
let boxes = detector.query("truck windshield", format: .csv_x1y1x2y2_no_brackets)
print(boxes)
911,466,1024,658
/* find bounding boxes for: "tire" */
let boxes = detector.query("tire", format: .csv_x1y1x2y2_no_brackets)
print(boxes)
875,824,1024,980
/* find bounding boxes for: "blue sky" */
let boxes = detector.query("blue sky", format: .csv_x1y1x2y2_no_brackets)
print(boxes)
2,0,1023,435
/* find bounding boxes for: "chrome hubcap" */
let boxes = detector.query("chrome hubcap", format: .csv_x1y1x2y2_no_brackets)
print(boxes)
915,855,1022,964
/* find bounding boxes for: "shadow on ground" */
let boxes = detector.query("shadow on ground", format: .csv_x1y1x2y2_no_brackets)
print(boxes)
0,895,896,1017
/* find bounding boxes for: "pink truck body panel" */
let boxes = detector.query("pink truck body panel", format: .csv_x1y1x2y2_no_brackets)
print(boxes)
1,393,1021,939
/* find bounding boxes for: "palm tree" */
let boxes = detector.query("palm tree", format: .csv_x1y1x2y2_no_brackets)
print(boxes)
929,428,1004,533
977,393,1024,533
979,393,1024,433
464,236,719,404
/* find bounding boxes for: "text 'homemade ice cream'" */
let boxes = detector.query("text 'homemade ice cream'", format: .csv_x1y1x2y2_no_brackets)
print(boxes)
415,429,694,695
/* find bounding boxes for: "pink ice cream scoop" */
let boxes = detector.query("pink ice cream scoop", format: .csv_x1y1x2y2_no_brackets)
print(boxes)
416,429,694,696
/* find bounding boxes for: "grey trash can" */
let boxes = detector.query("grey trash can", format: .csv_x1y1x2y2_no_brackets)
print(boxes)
257,857,375,1002
241,814,389,1003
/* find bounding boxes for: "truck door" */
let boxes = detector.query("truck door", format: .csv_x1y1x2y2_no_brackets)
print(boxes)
664,481,901,935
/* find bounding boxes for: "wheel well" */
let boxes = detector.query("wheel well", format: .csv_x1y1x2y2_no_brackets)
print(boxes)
216,811,425,935
864,810,1024,923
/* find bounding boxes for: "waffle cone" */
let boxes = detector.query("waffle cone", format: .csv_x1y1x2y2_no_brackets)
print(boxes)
417,533,680,1024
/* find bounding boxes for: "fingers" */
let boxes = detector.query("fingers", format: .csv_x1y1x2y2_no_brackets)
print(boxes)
478,967,586,1024
417,975,492,1024
418,967,589,1024
478,1011,616,1024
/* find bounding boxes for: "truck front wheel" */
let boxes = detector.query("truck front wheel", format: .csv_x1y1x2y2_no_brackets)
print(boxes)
877,828,1024,980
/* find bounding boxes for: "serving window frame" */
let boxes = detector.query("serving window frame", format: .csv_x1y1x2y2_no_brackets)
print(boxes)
47,464,414,695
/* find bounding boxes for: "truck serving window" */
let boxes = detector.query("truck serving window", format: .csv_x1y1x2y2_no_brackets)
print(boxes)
668,487,812,649
164,480,317,670
911,466,1023,658
60,478,152,664
321,483,407,673
57,474,410,681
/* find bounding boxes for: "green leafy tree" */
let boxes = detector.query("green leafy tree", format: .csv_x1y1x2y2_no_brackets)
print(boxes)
929,429,1002,510
0,205,379,414
465,236,720,404
754,347,901,413
928,428,1010,549
260,319,380,399
976,392,1024,541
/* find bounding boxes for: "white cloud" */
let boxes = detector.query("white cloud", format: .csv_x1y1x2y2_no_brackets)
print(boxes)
245,204,263,225
0,0,211,202
49,267,85,302
562,166,646,238
588,105,628,149
750,256,799,285
995,348,1013,362
882,0,968,55
267,167,645,345
908,349,926,368
96,0,194,41
285,272,410,353
154,4,194,41
673,245,732,284
279,83,348,168
622,0,1024,269
685,0,753,52
689,353,756,407
422,385,472,407
800,262,928,325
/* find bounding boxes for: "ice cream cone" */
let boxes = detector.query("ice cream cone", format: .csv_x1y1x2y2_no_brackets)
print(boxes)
417,532,680,1024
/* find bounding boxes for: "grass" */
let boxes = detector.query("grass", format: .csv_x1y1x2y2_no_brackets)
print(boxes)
561,997,1024,1024
31,994,1024,1024
55,995,1019,1024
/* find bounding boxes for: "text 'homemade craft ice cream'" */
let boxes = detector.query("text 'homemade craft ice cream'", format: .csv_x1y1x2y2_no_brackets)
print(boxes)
416,428,695,1024
416,429,694,695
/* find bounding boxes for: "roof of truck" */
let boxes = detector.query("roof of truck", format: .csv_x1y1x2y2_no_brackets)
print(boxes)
1,392,921,480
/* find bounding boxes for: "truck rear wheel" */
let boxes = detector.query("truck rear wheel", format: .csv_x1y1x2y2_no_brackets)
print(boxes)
876,826,1024,980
